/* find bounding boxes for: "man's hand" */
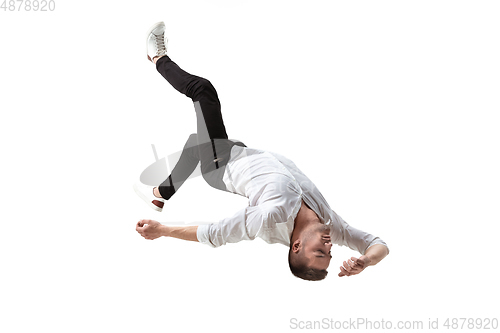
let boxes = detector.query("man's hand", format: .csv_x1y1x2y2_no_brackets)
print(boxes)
338,244,389,277
338,255,372,277
136,219,168,240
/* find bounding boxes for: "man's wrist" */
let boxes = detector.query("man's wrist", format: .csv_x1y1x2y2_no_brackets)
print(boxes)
160,225,171,237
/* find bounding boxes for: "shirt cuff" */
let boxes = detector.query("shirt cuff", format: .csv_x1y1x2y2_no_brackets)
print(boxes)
196,224,216,248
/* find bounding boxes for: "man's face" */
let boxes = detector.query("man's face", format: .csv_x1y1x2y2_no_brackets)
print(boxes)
302,225,333,270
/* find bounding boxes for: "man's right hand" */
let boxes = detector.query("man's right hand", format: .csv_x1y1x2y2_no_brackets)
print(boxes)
136,219,168,240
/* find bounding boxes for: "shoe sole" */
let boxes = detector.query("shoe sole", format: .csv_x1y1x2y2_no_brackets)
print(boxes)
146,21,165,62
133,183,163,212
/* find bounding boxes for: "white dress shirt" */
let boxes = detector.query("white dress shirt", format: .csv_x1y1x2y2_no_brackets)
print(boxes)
196,146,389,254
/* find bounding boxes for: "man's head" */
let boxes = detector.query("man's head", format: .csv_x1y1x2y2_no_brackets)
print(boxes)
288,223,332,281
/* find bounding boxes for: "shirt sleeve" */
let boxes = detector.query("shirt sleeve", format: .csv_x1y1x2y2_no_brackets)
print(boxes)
196,204,287,248
334,217,389,255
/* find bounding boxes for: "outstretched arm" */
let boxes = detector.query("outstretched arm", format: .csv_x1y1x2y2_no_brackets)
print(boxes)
136,199,292,247
338,244,389,277
136,219,198,242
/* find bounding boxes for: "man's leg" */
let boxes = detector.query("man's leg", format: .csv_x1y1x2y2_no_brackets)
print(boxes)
157,133,200,200
155,55,228,142
138,21,236,210
155,55,233,198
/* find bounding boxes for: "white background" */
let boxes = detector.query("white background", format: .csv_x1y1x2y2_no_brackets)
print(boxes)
1,1,499,332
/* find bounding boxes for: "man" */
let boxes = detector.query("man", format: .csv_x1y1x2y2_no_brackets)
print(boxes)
134,22,389,281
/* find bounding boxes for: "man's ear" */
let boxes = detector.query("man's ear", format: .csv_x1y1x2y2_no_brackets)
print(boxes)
291,239,301,253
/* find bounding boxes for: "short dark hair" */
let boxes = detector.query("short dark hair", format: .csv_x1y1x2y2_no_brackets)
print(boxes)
288,248,328,281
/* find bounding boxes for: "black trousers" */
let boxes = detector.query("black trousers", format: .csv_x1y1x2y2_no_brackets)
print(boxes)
156,56,245,199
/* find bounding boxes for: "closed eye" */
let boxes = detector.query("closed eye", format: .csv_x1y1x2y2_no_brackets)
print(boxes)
318,250,332,259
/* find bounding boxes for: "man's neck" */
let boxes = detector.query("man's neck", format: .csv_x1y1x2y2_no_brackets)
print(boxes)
291,200,321,242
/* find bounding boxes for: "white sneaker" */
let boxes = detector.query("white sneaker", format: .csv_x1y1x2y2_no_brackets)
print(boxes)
146,21,168,63
133,182,165,212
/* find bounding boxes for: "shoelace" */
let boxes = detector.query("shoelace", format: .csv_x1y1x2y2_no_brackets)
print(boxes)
154,34,167,55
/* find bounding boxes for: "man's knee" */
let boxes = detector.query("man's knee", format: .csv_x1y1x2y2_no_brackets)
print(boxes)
192,77,217,99
197,77,214,89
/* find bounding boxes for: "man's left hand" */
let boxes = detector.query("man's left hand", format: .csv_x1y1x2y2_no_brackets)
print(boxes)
338,255,372,277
